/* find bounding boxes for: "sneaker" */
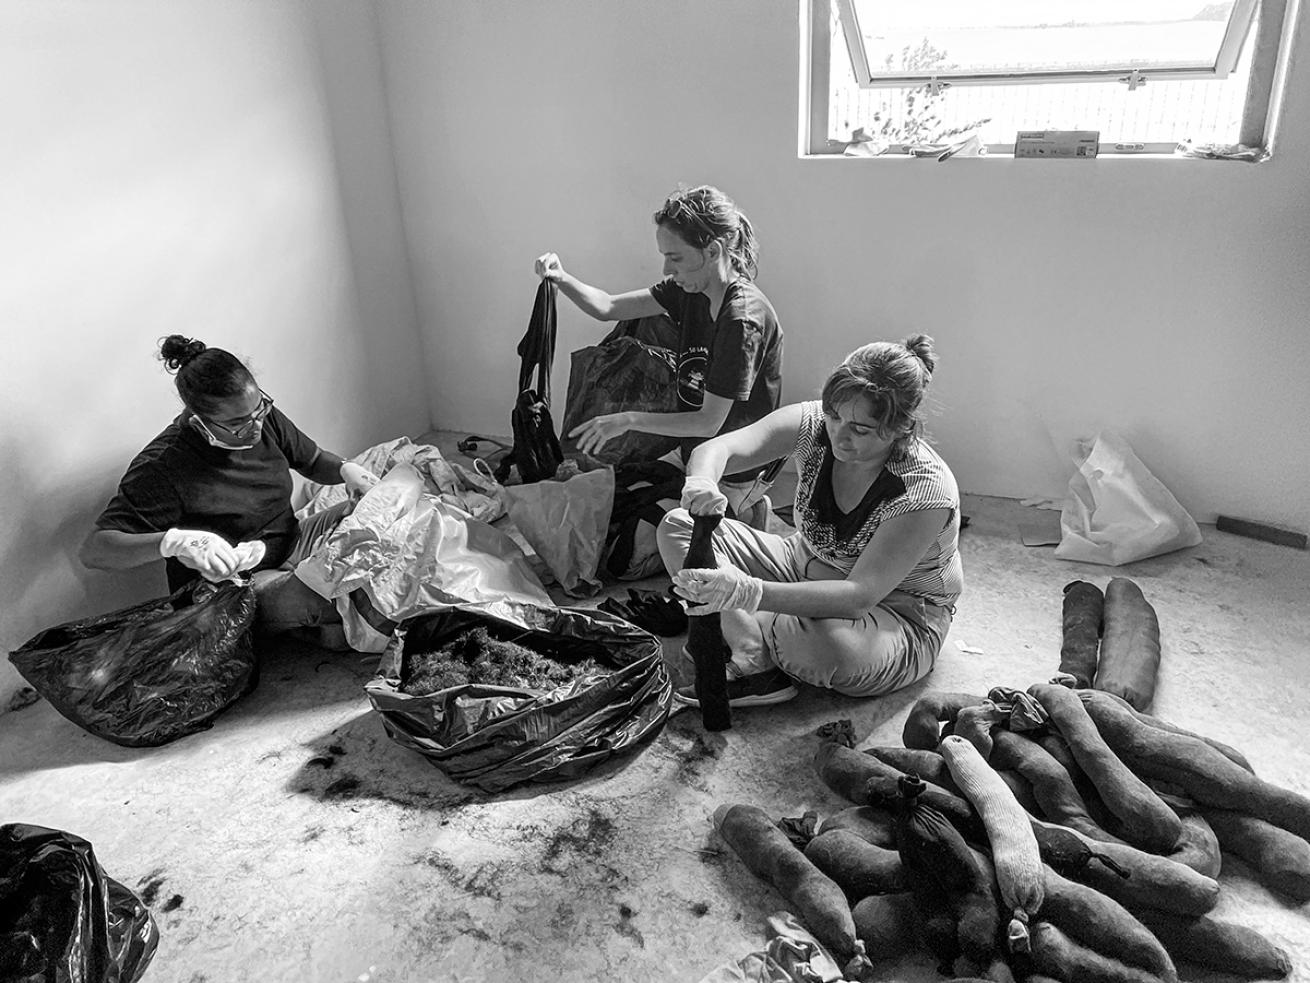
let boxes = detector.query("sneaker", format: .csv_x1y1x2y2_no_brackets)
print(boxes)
672,668,798,709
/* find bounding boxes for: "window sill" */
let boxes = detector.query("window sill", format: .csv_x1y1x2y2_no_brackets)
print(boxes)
800,150,1267,163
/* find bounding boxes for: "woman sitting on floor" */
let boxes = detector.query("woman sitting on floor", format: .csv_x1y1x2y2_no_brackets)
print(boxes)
658,335,962,708
79,335,379,642
534,183,783,526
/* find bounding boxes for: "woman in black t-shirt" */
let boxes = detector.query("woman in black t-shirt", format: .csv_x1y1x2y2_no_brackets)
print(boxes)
534,184,784,524
80,335,379,639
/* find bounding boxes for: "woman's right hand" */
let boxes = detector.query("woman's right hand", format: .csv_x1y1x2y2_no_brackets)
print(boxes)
159,528,241,581
534,252,565,281
681,475,728,517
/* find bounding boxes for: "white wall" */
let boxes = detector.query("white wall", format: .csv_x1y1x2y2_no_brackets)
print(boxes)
0,0,429,704
376,0,1310,533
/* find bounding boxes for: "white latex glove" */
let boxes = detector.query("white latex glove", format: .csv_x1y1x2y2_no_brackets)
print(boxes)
672,566,764,615
231,540,267,574
680,475,728,517
534,252,565,281
159,529,240,582
340,462,381,496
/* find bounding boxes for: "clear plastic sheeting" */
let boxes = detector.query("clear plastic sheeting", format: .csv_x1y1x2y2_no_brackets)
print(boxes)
696,912,851,983
296,465,554,652
298,435,509,525
502,467,615,597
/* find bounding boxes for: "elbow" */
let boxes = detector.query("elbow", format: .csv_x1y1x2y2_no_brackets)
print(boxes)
78,534,106,571
844,584,886,620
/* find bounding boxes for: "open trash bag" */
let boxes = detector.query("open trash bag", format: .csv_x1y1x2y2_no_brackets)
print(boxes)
1055,430,1202,565
365,605,673,793
8,579,258,747
0,823,159,983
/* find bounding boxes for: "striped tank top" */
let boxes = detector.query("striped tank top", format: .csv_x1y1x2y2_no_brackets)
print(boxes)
792,401,963,607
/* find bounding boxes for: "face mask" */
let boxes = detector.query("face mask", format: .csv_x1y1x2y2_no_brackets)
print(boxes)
191,415,256,451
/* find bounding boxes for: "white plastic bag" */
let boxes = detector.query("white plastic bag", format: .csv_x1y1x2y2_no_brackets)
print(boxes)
1055,430,1202,566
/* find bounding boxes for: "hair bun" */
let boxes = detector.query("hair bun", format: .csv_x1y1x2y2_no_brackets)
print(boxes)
158,334,207,373
902,334,937,375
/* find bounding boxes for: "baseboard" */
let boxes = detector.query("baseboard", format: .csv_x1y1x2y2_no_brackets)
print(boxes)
1215,515,1308,550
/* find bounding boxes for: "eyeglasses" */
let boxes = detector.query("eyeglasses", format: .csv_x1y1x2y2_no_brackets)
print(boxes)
194,391,274,445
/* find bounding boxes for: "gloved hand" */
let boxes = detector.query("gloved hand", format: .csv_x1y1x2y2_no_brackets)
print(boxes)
672,566,764,615
680,475,728,517
340,462,381,496
231,540,267,574
534,252,565,281
159,529,241,582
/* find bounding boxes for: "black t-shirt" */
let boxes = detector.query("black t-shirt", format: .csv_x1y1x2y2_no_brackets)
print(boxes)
95,407,321,590
649,277,783,478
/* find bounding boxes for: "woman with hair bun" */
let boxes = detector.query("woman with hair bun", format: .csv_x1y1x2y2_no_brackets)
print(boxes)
79,336,380,642
534,184,783,525
659,335,962,709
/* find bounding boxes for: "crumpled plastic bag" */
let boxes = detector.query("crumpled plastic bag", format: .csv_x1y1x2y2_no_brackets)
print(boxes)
298,435,508,524
8,579,258,747
501,467,615,597
295,465,554,652
0,823,159,983
696,912,851,983
561,330,682,468
1055,430,1202,566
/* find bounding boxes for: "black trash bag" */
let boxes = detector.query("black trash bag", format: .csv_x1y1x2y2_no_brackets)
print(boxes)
8,579,259,747
0,823,159,983
561,314,683,468
365,605,674,793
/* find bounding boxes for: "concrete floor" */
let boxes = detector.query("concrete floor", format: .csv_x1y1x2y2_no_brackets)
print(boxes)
3,486,1308,983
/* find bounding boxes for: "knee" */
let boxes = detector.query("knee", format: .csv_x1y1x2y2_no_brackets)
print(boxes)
655,507,694,573
770,617,918,698
254,571,338,632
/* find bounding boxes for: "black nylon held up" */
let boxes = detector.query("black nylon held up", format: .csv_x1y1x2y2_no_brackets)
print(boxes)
495,280,565,484
684,513,731,731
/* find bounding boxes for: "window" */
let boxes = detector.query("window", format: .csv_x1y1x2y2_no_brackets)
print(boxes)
802,0,1294,157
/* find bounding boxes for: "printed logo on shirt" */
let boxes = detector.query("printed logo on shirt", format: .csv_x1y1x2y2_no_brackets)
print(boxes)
677,348,708,408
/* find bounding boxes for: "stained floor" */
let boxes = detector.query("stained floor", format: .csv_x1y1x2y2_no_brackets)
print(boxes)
2,484,1308,983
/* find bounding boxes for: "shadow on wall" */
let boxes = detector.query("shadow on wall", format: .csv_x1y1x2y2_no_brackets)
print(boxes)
0,435,164,704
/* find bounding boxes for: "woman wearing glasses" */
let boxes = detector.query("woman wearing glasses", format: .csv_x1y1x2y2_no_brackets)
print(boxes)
79,335,379,639
534,184,783,526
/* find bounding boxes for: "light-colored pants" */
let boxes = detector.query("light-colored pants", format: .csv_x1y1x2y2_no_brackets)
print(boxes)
656,507,951,698
251,501,352,633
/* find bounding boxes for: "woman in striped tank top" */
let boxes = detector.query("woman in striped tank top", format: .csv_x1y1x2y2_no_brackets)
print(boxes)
657,336,961,708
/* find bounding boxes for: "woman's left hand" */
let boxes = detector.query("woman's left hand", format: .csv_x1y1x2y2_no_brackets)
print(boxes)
672,566,764,614
340,462,381,496
569,412,630,456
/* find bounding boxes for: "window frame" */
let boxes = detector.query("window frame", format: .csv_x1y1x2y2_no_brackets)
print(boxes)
801,0,1294,158
837,0,1259,88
